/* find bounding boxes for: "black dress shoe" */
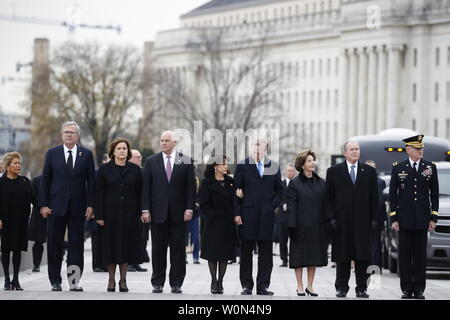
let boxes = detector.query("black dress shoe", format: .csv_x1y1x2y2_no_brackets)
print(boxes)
171,286,182,294
127,265,137,272
279,262,287,267
119,280,129,293
217,280,224,294
305,288,318,297
336,290,347,298
241,288,252,295
107,279,116,292
152,285,163,293
4,279,11,291
413,291,425,300
69,284,83,292
32,266,40,272
51,284,62,291
296,290,306,296
401,291,413,299
193,259,200,264
134,265,148,272
257,288,274,296
356,291,369,298
11,280,23,291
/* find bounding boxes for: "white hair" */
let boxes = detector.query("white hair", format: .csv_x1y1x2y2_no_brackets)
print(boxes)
61,121,81,135
342,140,359,153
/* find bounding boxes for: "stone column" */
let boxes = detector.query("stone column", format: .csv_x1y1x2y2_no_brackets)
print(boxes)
356,47,368,135
347,48,358,138
366,46,377,134
376,45,387,132
386,44,403,129
339,48,349,143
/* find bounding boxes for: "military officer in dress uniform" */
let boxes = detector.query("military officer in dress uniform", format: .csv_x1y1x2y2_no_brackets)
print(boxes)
389,134,439,299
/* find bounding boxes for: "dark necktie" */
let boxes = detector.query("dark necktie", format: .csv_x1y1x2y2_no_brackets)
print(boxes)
67,150,74,174
166,155,172,182
413,162,417,172
350,165,356,184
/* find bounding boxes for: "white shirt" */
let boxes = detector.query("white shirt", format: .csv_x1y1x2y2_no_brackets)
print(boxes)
346,161,358,180
409,158,421,171
63,144,77,168
163,150,176,172
285,178,290,187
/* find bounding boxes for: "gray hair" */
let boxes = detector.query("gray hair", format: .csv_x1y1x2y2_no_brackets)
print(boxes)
61,121,81,135
342,140,359,153
286,163,295,169
161,130,178,143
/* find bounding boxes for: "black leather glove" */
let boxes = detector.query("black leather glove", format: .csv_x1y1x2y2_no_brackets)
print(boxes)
371,220,379,231
329,219,337,231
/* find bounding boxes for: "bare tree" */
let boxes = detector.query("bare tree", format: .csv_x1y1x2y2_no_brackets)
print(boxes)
47,41,145,165
153,26,286,157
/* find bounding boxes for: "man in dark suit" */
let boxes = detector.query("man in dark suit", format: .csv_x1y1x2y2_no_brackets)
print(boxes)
389,134,439,299
276,163,296,267
141,131,196,294
234,138,283,296
325,141,379,298
39,121,96,291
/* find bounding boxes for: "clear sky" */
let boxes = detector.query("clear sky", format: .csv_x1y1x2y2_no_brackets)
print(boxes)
0,0,207,114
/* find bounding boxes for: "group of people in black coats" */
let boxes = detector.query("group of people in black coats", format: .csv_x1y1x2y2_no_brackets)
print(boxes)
0,121,437,299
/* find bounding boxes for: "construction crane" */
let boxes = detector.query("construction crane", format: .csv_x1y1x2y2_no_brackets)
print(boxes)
0,4,122,34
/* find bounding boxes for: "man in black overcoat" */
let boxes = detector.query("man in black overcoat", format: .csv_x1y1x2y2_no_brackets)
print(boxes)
234,138,283,296
141,131,196,294
325,141,379,298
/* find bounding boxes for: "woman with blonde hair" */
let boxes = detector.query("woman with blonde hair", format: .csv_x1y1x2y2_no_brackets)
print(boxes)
0,152,37,290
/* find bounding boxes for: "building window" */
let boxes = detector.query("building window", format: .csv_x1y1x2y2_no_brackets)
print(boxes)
319,59,322,76
412,119,416,131
305,4,309,15
434,119,438,137
334,89,339,107
295,61,299,78
326,90,330,107
435,82,439,102
311,91,315,108
447,81,450,101
436,47,440,66
303,60,307,78
295,91,299,110
334,122,338,146
413,83,417,103
311,60,315,77
326,122,330,146
318,123,322,147
447,119,450,139
335,57,339,75
302,91,306,109
447,46,450,65
413,48,418,67
327,58,331,75
318,91,322,108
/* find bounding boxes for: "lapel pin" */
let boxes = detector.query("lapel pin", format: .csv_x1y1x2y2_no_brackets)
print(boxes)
79,152,82,157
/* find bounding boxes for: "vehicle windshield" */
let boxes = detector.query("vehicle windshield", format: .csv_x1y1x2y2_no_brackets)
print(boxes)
439,169,450,196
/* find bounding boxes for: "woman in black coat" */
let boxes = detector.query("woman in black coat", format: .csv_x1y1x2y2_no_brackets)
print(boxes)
199,155,237,294
0,152,37,290
95,138,144,292
287,150,328,297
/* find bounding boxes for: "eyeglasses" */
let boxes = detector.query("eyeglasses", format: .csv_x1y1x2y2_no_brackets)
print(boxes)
63,131,77,135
